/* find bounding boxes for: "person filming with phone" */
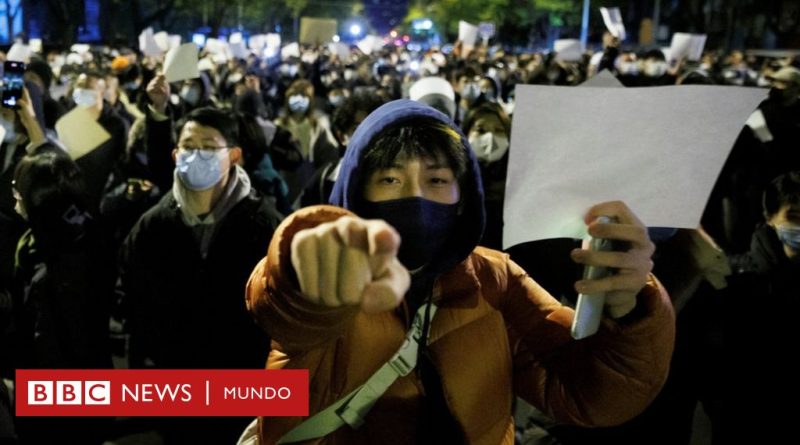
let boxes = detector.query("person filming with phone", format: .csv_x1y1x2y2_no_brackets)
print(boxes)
1,70,55,295
245,100,675,444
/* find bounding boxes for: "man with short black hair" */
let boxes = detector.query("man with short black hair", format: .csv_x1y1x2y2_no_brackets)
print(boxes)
119,107,283,444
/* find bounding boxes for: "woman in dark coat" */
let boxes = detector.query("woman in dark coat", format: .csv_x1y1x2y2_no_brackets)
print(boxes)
10,150,113,444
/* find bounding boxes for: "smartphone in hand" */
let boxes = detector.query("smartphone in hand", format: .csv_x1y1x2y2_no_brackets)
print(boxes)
2,61,25,109
571,216,617,340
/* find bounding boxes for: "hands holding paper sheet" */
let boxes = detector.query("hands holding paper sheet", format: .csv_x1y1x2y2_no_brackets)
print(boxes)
569,201,656,319
13,88,46,147
147,74,170,114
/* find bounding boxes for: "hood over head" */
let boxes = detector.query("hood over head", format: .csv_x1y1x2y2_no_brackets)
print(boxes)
329,99,485,275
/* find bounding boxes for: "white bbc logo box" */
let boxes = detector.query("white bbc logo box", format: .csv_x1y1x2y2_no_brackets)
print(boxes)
27,381,111,405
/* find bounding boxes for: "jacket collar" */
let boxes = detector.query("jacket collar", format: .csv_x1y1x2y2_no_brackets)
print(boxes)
434,254,482,303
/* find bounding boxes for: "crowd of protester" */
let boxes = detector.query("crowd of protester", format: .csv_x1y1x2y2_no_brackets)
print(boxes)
0,30,798,444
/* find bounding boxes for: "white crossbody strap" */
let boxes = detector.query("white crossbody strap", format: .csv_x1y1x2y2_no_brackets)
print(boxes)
277,302,437,444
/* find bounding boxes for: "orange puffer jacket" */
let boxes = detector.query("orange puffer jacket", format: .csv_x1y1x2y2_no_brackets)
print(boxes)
246,206,675,445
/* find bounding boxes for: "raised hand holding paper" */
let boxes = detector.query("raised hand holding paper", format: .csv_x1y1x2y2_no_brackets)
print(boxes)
600,7,626,41
56,107,112,160
459,21,479,47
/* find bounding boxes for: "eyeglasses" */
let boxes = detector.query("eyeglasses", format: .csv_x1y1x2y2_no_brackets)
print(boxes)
177,146,229,160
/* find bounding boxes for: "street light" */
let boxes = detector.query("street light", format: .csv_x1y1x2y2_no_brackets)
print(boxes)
350,24,362,36
413,19,433,31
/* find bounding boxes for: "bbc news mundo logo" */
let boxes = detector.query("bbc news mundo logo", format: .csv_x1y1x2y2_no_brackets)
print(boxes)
16,370,308,417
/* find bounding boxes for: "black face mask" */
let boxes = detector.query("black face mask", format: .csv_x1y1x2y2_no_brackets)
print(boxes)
360,197,459,270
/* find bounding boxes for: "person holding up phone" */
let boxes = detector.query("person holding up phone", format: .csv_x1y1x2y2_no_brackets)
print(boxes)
245,100,675,444
0,82,53,297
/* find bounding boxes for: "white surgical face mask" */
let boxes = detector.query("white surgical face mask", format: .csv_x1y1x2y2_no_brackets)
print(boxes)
616,60,638,76
72,88,98,108
227,72,243,84
644,61,668,78
469,132,510,163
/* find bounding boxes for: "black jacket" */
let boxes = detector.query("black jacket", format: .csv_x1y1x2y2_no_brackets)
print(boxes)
11,219,114,370
74,104,130,212
124,105,176,194
726,225,800,440
119,189,281,369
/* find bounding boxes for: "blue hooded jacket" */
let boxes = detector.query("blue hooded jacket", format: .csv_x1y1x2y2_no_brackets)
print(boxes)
329,99,486,277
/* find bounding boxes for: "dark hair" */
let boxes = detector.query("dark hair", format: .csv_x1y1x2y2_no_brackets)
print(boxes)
25,59,54,88
763,171,800,217
332,92,388,137
480,75,500,98
176,107,239,147
235,89,270,119
360,118,468,187
462,101,511,137
13,151,92,253
78,70,107,83
285,79,313,98
457,65,482,82
680,71,716,85
643,49,667,62
235,112,269,172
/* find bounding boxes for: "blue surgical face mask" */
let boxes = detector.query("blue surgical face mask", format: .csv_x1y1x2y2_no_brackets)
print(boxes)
72,88,98,108
0,118,16,144
776,225,800,251
461,82,480,102
175,148,227,191
180,85,201,106
359,197,459,270
288,94,310,114
328,94,345,108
